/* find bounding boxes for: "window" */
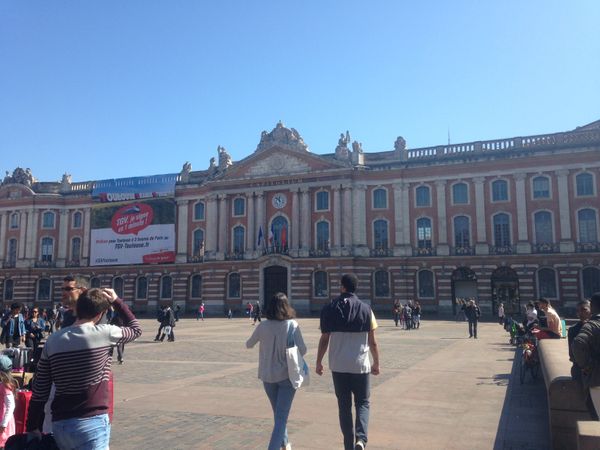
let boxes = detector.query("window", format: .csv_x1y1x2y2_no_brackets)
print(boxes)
452,183,468,204
3,279,14,301
583,268,600,299
492,180,508,201
233,226,245,253
233,198,245,216
534,211,553,244
314,271,328,297
194,202,205,220
73,211,83,228
538,268,557,298
112,277,124,299
42,211,55,228
228,273,241,298
316,221,329,250
136,277,148,299
160,275,173,299
190,274,202,298
37,278,52,301
417,218,432,248
9,213,19,229
374,270,390,297
578,209,598,243
416,186,430,207
71,237,81,262
454,216,470,247
418,270,434,298
41,237,54,262
493,214,511,247
193,229,205,256
7,239,17,265
373,219,388,249
316,191,329,211
90,277,101,288
533,176,550,199
373,188,387,209
576,173,594,196
271,216,289,249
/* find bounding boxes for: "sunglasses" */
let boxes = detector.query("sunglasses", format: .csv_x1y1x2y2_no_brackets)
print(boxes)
61,286,81,292
32,310,39,313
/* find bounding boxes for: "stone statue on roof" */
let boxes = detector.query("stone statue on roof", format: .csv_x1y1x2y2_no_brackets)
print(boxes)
2,167,35,187
256,121,309,153
217,146,232,170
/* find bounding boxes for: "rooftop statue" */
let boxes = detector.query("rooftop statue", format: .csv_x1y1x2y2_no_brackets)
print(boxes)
1,167,35,187
218,146,232,170
394,136,407,152
256,121,309,153
335,130,351,160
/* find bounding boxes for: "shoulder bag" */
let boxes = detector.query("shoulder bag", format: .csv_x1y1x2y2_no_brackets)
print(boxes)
286,320,309,389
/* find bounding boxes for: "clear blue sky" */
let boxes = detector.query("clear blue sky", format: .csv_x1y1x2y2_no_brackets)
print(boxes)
1,1,599,183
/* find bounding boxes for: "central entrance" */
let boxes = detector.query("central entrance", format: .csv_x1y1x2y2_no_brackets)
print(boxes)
491,266,520,317
263,265,288,310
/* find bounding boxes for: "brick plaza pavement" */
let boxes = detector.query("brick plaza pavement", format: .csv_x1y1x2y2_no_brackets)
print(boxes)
110,317,550,450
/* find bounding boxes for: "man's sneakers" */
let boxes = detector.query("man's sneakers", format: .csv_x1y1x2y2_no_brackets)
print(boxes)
281,443,292,450
355,440,365,450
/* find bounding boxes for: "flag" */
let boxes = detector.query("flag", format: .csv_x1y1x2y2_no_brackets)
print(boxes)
268,223,274,245
257,226,264,247
281,225,287,249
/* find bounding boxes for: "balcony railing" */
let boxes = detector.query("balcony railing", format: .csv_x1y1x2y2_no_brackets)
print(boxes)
309,248,331,258
262,246,289,256
370,248,393,257
65,259,82,267
450,246,475,256
2,261,16,269
187,255,204,263
225,251,245,260
576,242,600,253
532,243,560,254
412,246,437,257
34,260,56,268
489,245,515,255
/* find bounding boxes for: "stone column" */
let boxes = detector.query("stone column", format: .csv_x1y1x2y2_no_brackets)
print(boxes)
256,192,265,255
246,193,255,255
18,212,27,260
435,180,449,255
556,169,574,252
332,186,341,256
342,184,353,252
0,212,6,261
205,195,218,258
57,209,69,267
299,188,310,257
473,177,489,255
514,173,531,254
393,182,411,256
25,209,37,260
82,208,91,263
291,190,300,255
352,184,368,256
217,194,228,259
176,199,189,263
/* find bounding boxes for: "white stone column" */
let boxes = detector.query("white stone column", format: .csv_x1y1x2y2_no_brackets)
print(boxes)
25,209,37,260
342,184,353,251
332,186,341,255
393,182,411,256
514,173,531,254
217,194,228,259
556,169,574,252
205,195,218,257
176,199,189,263
246,193,255,254
57,209,69,267
18,212,27,259
435,180,449,255
299,188,310,257
291,190,300,254
0,212,6,261
352,184,368,256
82,208,91,263
473,177,489,255
256,192,265,255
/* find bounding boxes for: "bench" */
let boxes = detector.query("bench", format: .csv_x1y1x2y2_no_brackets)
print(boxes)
537,339,592,449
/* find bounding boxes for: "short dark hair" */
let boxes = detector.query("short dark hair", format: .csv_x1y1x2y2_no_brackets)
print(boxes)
591,292,600,310
63,275,89,289
264,292,296,321
75,288,110,320
577,299,591,308
538,297,549,305
10,302,20,311
341,274,358,293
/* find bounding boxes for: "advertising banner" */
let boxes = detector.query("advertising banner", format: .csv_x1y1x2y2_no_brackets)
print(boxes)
90,174,178,266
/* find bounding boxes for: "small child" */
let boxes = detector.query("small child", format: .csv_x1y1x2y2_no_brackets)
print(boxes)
0,355,16,448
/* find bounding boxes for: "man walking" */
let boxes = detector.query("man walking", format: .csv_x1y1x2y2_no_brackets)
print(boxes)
316,274,380,450
60,275,89,328
465,299,480,338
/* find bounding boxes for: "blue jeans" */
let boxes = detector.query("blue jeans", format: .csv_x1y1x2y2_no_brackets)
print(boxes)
263,378,296,450
53,413,111,450
332,372,370,450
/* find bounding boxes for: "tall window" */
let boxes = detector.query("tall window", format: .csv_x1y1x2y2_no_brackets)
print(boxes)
41,237,54,262
452,183,468,204
228,273,241,298
136,277,148,299
493,214,511,247
42,211,55,228
71,237,81,261
492,180,508,201
160,275,173,299
418,270,434,298
576,173,594,196
316,221,329,250
190,274,202,298
314,271,328,297
3,279,14,301
112,277,124,299
73,211,83,228
374,270,390,297
532,176,550,199
90,277,101,288
316,191,329,211
9,213,19,229
417,218,432,248
454,216,470,247
583,268,600,299
373,219,388,249
7,239,17,265
233,226,245,253
37,278,52,301
193,229,205,255
271,216,289,249
233,198,245,216
416,186,430,207
534,211,553,244
373,188,387,209
194,202,205,220
538,268,557,298
578,209,598,243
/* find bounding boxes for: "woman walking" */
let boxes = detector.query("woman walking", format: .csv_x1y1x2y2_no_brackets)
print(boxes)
246,293,306,450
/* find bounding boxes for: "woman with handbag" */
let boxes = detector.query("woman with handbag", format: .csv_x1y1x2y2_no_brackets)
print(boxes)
246,292,307,450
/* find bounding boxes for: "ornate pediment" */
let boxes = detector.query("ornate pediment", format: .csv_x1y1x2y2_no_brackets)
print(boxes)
2,167,36,187
246,152,311,176
255,122,309,153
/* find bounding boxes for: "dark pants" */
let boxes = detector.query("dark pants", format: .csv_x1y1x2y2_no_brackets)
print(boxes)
468,319,478,338
116,342,125,362
332,372,370,450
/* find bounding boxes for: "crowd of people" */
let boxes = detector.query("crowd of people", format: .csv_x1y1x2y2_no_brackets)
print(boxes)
392,299,421,329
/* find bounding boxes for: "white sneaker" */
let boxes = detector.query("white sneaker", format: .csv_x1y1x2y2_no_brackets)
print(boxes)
281,444,292,450
355,440,365,450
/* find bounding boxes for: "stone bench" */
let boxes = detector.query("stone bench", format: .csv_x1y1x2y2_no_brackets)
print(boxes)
537,339,592,449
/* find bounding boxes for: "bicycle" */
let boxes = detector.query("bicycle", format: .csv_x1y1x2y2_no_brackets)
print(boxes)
519,334,540,384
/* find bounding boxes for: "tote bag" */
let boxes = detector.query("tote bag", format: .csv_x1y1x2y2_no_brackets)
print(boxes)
285,321,310,389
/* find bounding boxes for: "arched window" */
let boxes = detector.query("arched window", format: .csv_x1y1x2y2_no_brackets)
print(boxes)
233,198,245,216
9,213,19,229
578,209,598,243
583,267,600,299
71,237,81,262
112,277,124,299
492,180,508,201
90,277,101,288
532,176,550,199
73,211,83,228
452,183,468,204
454,216,470,248
228,273,241,298
374,220,388,249
193,229,205,256
576,173,594,196
538,268,557,298
160,275,173,299
271,216,289,250
233,226,245,253
314,271,328,297
373,188,387,209
417,218,432,248
534,211,553,244
316,191,329,211
41,237,54,262
7,239,17,265
418,270,434,298
136,277,148,299
493,214,511,247
194,202,205,220
3,279,14,301
316,221,329,251
42,211,55,228
190,274,202,298
416,186,430,207
37,278,52,301
374,270,390,297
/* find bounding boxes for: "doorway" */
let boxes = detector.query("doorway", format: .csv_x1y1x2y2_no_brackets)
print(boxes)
451,267,478,315
263,265,288,310
491,266,520,316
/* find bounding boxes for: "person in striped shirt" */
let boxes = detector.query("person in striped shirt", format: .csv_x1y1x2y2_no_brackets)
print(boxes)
27,288,142,449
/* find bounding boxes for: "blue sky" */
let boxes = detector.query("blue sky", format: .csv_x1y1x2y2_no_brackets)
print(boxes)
1,1,599,182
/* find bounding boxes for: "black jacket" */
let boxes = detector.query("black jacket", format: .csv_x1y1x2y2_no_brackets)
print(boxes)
464,304,480,321
573,315,600,389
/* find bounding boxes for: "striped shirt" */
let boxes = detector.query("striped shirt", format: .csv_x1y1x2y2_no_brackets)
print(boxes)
27,298,141,430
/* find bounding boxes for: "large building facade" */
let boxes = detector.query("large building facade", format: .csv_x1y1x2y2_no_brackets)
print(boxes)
1,121,599,316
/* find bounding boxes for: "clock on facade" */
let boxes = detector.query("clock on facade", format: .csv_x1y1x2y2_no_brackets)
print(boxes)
272,193,287,209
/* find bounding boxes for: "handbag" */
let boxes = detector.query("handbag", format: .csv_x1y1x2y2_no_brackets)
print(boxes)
285,320,309,389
